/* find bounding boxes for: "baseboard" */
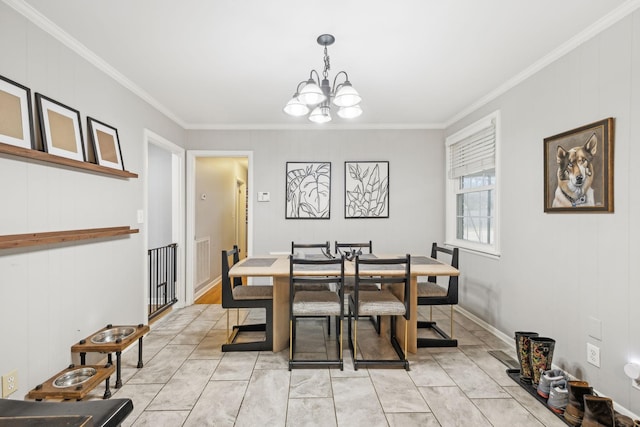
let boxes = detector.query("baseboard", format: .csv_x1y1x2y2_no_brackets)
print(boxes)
194,277,219,300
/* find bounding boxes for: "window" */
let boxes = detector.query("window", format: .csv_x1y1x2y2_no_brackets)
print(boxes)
445,111,500,256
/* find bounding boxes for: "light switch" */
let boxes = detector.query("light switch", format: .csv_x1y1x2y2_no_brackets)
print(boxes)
257,192,270,202
137,209,144,224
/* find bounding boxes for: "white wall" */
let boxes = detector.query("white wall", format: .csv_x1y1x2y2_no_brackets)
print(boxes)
147,143,173,249
0,3,185,396
186,130,445,256
446,10,640,413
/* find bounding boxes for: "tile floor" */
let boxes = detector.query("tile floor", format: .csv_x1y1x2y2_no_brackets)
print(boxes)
88,304,569,426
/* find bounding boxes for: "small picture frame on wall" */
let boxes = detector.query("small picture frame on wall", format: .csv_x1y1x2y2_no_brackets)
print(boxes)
35,93,85,162
345,161,389,218
87,117,125,170
543,117,614,213
0,74,35,150
285,162,331,219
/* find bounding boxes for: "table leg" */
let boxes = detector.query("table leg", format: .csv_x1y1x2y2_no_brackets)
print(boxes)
103,375,112,399
392,277,417,354
80,353,86,365
271,276,290,352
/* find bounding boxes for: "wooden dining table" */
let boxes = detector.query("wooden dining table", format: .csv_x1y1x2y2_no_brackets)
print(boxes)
228,254,459,353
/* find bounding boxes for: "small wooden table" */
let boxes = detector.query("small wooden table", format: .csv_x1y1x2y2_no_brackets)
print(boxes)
229,254,459,353
27,364,115,401
71,324,150,388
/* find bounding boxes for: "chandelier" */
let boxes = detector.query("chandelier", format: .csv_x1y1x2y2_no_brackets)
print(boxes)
283,34,362,123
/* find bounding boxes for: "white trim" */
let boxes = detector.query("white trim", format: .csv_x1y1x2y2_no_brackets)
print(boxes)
143,129,186,308
445,0,640,128
184,123,446,130
186,150,254,296
455,306,513,347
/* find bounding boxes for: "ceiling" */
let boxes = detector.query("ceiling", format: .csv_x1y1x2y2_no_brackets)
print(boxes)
14,0,635,129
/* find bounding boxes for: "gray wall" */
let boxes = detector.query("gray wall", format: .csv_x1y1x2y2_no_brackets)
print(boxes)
148,143,173,249
0,3,185,395
446,11,640,413
186,129,446,257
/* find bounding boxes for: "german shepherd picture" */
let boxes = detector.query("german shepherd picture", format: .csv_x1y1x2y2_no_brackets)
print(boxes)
552,133,597,207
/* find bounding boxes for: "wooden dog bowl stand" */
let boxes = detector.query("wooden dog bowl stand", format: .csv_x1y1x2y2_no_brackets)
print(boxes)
27,364,115,401
71,324,150,388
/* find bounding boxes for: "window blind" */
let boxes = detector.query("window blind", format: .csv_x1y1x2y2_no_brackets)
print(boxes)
448,120,496,179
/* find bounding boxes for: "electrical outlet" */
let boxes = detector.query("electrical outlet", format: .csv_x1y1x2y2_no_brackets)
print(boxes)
587,343,600,367
1,370,18,398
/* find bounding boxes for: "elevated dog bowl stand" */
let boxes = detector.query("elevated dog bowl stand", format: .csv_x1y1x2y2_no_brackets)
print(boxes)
71,324,150,388
27,363,115,401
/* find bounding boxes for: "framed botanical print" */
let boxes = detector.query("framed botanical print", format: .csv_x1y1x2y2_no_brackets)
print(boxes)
345,161,389,218
285,162,331,219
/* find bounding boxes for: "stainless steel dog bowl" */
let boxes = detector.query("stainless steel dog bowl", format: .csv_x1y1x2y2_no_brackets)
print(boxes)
53,367,97,388
90,326,136,344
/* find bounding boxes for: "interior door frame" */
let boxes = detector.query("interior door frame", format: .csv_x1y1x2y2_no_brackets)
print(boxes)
143,129,186,310
186,150,254,304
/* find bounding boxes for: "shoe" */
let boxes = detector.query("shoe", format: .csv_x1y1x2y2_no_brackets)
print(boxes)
537,368,568,399
547,379,568,414
529,336,555,386
514,331,539,384
582,395,615,427
564,380,593,426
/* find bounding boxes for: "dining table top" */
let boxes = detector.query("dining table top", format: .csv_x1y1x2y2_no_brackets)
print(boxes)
229,254,459,278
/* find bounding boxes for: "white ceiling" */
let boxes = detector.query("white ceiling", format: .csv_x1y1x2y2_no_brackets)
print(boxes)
13,0,636,129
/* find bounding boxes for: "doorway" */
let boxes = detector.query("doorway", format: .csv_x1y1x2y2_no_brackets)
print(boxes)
186,151,253,305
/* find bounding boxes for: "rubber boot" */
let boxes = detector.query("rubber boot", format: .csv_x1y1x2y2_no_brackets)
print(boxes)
529,336,555,386
514,331,539,384
564,381,593,426
582,395,615,427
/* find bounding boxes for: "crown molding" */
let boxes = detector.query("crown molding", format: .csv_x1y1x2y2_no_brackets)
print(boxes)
184,122,446,131
3,0,187,128
444,0,640,129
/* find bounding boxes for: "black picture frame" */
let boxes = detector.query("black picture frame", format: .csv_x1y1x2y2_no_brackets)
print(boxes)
35,93,85,162
0,74,34,150
345,161,389,218
87,117,125,170
285,162,331,219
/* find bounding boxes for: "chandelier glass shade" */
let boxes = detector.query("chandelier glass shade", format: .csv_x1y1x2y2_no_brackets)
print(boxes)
284,34,362,123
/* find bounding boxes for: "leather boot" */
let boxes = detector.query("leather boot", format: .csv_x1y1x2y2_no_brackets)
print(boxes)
614,412,639,427
582,395,615,427
564,381,593,426
514,331,539,383
529,336,555,385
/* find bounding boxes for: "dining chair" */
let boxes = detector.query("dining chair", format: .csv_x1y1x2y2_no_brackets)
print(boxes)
334,240,381,334
416,242,459,348
221,246,273,352
348,254,411,370
289,255,345,370
291,241,333,333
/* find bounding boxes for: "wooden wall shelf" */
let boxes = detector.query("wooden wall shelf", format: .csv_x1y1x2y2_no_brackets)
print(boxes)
0,226,139,250
0,142,138,178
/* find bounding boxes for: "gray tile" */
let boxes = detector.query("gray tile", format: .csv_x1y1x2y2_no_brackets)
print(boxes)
433,351,509,398
473,398,545,427
211,351,257,380
419,386,492,427
386,412,441,427
287,398,337,427
130,410,189,427
369,369,430,412
290,369,332,398
111,383,164,427
333,377,388,427
183,380,248,427
147,359,218,410
127,344,195,384
459,347,516,386
235,369,290,427
408,356,456,387
504,386,569,427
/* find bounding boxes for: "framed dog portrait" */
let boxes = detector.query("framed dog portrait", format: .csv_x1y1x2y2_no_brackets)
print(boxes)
543,117,614,213
345,161,389,218
285,162,331,219
87,117,125,170
35,93,85,162
0,74,34,150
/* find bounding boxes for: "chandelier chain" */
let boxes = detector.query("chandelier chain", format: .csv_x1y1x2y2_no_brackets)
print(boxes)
323,45,330,80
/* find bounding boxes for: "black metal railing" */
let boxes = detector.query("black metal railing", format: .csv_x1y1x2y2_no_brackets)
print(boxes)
148,243,178,320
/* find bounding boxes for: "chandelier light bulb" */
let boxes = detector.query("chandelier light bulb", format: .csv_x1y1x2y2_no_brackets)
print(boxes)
283,95,310,117
298,80,326,105
333,81,361,107
337,104,363,119
308,105,332,124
